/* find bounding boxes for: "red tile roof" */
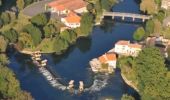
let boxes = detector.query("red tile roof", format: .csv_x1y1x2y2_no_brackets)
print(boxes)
64,11,81,23
98,53,116,63
48,0,87,11
128,44,142,49
116,40,130,45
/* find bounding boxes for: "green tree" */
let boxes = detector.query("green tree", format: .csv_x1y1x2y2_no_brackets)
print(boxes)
18,32,34,49
16,0,25,10
31,13,48,26
156,11,165,22
101,0,110,11
60,30,77,44
1,12,11,25
145,19,154,35
135,47,170,99
121,94,135,100
23,24,42,46
53,37,69,54
133,27,145,41
3,29,18,43
0,64,33,100
0,35,8,53
140,0,158,14
153,19,162,36
43,24,57,38
87,3,94,12
0,54,9,65
80,13,94,36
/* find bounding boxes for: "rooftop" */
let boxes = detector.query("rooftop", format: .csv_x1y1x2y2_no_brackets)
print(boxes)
48,0,87,11
98,53,116,63
64,11,81,23
115,40,130,45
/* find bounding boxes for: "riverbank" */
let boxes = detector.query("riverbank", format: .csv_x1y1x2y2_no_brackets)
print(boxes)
121,73,139,92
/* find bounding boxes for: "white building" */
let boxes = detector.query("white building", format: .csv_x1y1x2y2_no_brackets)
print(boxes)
90,53,117,73
61,11,81,28
114,40,142,57
161,0,170,10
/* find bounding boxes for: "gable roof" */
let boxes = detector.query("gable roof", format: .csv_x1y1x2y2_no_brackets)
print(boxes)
98,53,116,63
48,0,87,11
116,40,130,45
128,44,142,49
64,11,81,23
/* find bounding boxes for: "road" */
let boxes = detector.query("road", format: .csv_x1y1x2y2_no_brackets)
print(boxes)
22,0,53,17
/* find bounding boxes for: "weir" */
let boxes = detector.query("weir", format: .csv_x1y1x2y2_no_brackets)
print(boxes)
29,51,109,94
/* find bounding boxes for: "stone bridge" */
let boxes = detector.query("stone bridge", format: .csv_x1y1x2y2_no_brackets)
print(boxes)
101,12,152,22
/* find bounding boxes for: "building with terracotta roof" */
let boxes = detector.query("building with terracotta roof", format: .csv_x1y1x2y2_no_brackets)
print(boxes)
161,0,170,10
90,53,117,73
115,40,142,57
61,11,81,28
47,0,87,15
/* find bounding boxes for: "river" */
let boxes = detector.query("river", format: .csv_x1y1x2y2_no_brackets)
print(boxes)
8,0,142,100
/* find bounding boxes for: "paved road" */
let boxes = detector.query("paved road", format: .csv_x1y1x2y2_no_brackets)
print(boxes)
22,0,53,17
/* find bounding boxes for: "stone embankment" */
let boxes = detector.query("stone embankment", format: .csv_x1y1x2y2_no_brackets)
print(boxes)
121,73,139,92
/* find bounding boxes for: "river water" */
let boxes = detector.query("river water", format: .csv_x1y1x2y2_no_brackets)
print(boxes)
8,0,142,100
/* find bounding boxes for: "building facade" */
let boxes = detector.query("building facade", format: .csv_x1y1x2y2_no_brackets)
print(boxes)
61,11,81,28
114,40,142,57
90,53,117,73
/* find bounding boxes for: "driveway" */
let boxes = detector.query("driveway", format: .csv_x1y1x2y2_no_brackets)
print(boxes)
22,0,53,17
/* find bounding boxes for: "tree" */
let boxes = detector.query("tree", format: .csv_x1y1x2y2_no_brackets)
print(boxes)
87,3,94,12
1,12,11,25
121,94,135,100
101,0,110,11
153,19,162,36
18,32,34,49
53,37,69,54
23,24,42,46
156,11,165,22
140,0,158,14
0,35,8,53
133,27,145,41
80,13,94,36
31,13,48,26
60,30,77,44
16,0,25,10
0,64,33,99
43,24,57,38
135,47,170,99
3,29,18,43
0,54,9,65
145,19,154,35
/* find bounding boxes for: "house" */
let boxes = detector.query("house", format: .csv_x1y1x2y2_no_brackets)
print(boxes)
47,0,87,15
114,40,142,57
61,11,81,28
163,16,170,27
90,53,117,73
161,0,170,10
114,40,130,55
98,53,117,69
